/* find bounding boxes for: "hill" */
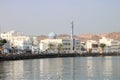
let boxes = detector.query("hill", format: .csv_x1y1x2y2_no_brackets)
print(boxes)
38,32,120,42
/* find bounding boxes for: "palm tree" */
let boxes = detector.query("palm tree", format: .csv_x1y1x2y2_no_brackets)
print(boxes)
100,43,106,53
57,43,64,53
48,43,55,52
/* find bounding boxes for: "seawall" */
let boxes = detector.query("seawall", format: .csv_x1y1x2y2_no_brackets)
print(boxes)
0,52,120,61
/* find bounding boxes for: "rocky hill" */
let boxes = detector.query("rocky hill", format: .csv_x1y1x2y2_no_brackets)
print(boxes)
76,33,101,42
77,32,120,41
98,32,120,41
37,35,48,41
38,32,120,42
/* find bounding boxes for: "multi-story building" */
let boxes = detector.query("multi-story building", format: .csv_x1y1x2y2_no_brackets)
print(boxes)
99,37,120,52
99,37,113,46
40,39,81,53
86,40,99,53
39,32,81,53
1,30,32,50
31,37,39,53
110,40,120,52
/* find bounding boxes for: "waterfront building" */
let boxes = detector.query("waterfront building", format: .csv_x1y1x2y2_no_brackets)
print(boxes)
99,37,120,52
99,37,113,46
86,40,99,53
31,37,39,53
110,40,120,52
1,30,32,51
2,42,10,53
39,32,81,53
80,42,87,53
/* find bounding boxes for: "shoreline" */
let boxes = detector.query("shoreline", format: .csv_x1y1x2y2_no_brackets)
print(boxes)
0,53,120,61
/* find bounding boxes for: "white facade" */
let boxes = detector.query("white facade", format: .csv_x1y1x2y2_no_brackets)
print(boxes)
39,39,81,53
32,37,39,45
99,37,120,52
86,40,98,48
99,37,113,46
16,40,32,50
31,37,39,53
110,40,120,52
1,30,32,50
86,40,99,52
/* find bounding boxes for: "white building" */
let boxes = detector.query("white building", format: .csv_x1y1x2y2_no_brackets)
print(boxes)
1,30,32,50
2,42,10,53
39,32,81,53
86,40,99,53
99,37,113,46
31,37,39,53
99,37,120,52
40,39,81,53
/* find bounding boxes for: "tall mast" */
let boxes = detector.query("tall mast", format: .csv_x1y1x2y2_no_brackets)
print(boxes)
71,21,74,39
71,21,74,52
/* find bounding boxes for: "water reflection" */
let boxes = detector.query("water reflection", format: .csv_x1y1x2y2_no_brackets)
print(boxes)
13,60,24,80
103,56,113,78
0,57,120,80
39,58,63,80
86,57,94,78
0,60,24,80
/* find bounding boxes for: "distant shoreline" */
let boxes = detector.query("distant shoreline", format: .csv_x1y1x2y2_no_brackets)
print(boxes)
0,53,120,61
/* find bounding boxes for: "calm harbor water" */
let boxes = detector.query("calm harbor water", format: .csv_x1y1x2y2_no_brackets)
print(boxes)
0,56,120,80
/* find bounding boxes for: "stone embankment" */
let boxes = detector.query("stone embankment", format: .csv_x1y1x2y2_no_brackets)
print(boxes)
0,52,120,61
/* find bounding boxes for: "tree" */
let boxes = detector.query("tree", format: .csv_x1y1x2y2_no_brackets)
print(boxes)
100,43,106,49
0,39,7,54
57,43,64,53
48,43,55,51
0,39,7,47
100,43,106,53
1,39,7,43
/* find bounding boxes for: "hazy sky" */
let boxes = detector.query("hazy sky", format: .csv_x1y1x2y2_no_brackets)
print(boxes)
0,0,120,35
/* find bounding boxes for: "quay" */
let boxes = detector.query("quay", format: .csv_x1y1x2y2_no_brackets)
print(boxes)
0,52,120,61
